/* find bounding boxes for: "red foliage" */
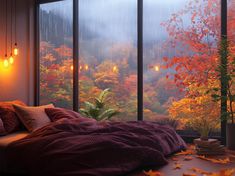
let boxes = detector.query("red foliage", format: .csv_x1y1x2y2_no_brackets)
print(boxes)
161,0,222,89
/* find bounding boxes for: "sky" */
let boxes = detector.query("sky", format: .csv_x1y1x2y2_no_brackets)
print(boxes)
40,0,190,42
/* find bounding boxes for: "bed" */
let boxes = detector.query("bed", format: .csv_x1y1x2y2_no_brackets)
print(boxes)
0,102,186,176
4,119,186,176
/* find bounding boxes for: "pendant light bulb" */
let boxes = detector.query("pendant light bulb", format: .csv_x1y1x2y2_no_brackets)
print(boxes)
3,56,9,68
13,45,18,56
9,55,14,64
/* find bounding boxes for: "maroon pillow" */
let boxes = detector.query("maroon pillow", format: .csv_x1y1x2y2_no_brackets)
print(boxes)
0,119,6,136
0,100,26,134
45,108,84,122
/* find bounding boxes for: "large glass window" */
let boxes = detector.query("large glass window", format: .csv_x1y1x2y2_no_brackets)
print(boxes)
38,0,226,136
78,0,137,120
39,0,73,108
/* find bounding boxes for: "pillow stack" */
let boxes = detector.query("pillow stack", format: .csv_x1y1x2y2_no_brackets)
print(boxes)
0,100,55,134
0,100,92,135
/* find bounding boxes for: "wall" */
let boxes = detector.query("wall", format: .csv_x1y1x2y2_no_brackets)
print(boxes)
0,0,35,105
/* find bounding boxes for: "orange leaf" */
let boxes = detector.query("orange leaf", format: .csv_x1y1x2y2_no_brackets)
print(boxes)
171,157,179,161
184,156,193,161
208,168,235,176
182,173,197,176
175,150,194,156
197,155,231,164
191,167,213,175
143,170,162,176
173,162,182,170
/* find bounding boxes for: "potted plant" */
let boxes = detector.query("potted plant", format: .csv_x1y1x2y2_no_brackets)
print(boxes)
79,88,119,121
211,39,235,150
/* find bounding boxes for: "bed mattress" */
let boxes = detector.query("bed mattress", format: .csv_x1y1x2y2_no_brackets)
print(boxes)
0,131,29,172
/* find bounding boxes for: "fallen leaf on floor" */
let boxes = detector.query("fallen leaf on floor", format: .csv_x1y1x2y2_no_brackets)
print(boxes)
143,170,162,176
190,167,213,175
206,168,235,176
182,173,197,176
171,157,179,161
175,150,194,156
173,162,182,169
197,155,231,164
184,156,193,161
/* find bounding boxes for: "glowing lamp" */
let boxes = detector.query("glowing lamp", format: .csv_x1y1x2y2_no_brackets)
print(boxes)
70,65,74,71
79,66,82,70
154,65,160,72
85,64,89,71
14,47,19,56
9,55,14,64
112,66,118,73
3,59,9,68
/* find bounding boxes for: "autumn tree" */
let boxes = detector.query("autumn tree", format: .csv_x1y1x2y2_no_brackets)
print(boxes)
162,0,221,89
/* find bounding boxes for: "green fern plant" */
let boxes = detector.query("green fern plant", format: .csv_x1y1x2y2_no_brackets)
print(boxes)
209,39,235,123
79,88,119,121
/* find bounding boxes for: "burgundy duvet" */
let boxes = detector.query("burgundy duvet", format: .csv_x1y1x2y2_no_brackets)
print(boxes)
6,118,186,176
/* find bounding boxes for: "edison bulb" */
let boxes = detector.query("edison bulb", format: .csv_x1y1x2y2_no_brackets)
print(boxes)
3,59,9,68
14,48,19,56
9,56,14,64
154,65,160,72
113,66,118,72
85,64,89,70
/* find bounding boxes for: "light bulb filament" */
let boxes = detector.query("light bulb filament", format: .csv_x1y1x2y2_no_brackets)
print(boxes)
3,59,9,68
9,55,14,64
14,48,18,56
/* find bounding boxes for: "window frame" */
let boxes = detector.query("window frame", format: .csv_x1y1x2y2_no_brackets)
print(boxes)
35,0,228,143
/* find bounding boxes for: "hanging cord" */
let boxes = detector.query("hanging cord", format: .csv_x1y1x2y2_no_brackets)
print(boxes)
11,0,13,55
5,0,8,58
14,0,17,47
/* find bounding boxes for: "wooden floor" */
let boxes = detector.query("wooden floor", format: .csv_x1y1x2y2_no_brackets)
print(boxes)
129,148,235,176
2,147,235,176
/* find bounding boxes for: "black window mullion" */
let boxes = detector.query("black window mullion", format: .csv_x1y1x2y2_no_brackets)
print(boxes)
73,0,79,111
137,0,143,121
221,0,228,145
35,3,40,106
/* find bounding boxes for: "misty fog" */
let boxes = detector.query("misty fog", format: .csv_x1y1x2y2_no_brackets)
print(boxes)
41,0,189,42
